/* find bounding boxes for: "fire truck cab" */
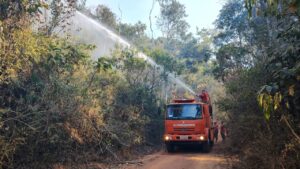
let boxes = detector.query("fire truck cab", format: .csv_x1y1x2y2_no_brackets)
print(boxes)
164,98,214,152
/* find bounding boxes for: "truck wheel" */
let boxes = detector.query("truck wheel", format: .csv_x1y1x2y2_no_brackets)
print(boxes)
202,140,211,153
166,143,175,153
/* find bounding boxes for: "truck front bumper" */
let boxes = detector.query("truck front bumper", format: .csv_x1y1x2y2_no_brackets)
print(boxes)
164,134,207,143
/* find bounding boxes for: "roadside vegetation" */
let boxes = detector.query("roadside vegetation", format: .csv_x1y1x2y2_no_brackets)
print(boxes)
214,0,300,168
0,0,218,168
0,1,164,168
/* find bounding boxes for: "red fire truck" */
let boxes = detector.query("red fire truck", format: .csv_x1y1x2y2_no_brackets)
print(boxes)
164,98,214,152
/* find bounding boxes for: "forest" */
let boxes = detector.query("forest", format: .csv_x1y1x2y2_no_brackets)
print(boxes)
0,0,299,169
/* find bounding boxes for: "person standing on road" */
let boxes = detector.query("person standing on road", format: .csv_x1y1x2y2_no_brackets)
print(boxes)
213,122,219,142
220,122,226,141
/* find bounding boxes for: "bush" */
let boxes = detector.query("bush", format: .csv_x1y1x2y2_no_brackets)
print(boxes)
0,28,164,168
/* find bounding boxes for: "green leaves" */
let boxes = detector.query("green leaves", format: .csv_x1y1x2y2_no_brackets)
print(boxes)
95,4,117,29
96,57,112,71
25,0,48,15
246,0,300,124
149,49,184,75
246,0,300,17
258,91,282,121
157,0,190,41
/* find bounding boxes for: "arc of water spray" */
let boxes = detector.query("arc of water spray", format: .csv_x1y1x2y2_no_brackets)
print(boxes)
75,11,196,95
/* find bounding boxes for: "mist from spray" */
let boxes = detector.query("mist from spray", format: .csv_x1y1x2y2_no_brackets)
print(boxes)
70,11,196,95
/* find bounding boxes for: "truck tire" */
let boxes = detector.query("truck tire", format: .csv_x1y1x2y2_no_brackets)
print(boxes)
166,143,175,153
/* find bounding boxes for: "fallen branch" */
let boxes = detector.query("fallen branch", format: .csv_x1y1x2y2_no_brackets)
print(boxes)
281,115,300,144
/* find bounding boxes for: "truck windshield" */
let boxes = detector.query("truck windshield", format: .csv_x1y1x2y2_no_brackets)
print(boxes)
166,104,202,120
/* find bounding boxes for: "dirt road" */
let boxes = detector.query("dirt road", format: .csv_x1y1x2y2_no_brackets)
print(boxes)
118,143,227,169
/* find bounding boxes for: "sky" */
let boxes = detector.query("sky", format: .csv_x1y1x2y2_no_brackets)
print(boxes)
85,0,225,37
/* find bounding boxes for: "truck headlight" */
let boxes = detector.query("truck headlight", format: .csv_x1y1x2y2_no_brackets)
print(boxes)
199,136,205,140
164,135,172,141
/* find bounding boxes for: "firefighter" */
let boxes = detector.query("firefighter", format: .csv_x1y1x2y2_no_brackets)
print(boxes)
213,122,219,142
196,89,210,104
220,122,227,141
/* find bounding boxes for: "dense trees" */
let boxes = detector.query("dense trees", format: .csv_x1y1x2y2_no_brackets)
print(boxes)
214,0,300,168
0,1,165,168
156,0,189,41
4,0,299,168
119,21,147,43
95,5,118,29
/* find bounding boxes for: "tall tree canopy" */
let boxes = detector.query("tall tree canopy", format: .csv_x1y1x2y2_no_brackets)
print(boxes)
95,4,118,29
157,0,190,41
